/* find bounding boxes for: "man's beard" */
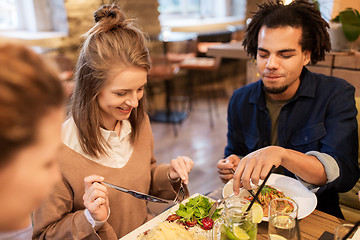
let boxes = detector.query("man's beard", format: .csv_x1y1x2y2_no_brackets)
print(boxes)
264,84,289,94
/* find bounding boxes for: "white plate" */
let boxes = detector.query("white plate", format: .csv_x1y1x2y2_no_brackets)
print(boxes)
222,173,317,221
120,193,212,240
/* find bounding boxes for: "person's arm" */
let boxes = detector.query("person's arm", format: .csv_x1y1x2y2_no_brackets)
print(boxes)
233,146,327,192
141,117,181,199
234,82,359,194
314,82,358,193
32,176,117,240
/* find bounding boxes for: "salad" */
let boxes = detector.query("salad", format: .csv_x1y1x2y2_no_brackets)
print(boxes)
166,195,221,230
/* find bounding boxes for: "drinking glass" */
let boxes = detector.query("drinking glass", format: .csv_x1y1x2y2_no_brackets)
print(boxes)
268,198,299,240
212,195,257,240
334,223,360,240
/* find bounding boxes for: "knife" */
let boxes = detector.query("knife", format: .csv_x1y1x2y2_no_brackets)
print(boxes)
103,182,171,204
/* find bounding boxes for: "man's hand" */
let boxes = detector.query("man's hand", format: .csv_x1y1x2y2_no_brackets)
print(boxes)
233,146,285,194
217,155,241,183
83,175,109,222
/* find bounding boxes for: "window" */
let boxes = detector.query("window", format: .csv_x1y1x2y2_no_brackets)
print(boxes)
159,0,200,18
158,0,246,25
0,0,20,30
0,0,68,33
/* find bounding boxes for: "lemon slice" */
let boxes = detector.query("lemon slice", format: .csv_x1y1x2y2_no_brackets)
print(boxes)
242,202,263,224
269,234,287,240
233,226,250,240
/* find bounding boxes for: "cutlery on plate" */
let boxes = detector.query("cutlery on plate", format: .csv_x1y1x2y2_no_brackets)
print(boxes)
208,193,234,218
103,182,171,204
173,180,189,204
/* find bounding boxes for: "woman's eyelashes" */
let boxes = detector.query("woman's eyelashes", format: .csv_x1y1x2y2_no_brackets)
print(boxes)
114,91,127,96
114,86,144,97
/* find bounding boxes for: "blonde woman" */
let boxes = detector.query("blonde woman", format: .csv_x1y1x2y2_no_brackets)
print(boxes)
0,43,65,238
33,4,193,239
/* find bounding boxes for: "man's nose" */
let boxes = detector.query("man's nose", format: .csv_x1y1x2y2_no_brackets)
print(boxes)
266,55,279,69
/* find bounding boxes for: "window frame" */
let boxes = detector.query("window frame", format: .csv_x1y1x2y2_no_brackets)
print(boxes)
159,0,244,30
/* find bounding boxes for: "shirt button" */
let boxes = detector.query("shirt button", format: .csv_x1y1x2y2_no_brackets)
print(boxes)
304,136,309,142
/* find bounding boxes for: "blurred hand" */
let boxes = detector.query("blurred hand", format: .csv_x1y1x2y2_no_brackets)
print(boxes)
83,175,109,222
168,156,194,184
217,154,240,183
233,146,284,194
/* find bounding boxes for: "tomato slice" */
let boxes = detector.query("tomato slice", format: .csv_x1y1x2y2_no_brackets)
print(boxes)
200,217,214,230
166,214,181,222
185,219,197,227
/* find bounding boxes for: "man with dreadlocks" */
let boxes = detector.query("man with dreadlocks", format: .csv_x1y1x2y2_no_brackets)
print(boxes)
217,0,359,218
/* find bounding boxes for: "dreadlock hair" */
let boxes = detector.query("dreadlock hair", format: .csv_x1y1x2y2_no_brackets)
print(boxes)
242,0,331,64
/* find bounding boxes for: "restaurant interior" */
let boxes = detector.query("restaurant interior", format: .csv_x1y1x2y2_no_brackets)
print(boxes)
1,0,360,238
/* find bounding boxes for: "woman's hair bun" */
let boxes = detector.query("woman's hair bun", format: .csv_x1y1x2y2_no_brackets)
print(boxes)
93,4,127,29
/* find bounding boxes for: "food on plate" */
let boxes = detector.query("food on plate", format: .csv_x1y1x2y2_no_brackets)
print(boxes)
137,195,219,239
136,221,206,240
246,185,294,218
200,217,214,230
173,195,221,229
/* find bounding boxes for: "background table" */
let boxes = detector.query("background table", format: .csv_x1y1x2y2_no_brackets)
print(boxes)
206,41,248,60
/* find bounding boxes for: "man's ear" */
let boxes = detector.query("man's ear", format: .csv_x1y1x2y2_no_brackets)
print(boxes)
303,50,311,65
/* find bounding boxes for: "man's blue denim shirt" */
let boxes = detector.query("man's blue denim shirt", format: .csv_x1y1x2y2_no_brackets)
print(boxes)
225,67,359,217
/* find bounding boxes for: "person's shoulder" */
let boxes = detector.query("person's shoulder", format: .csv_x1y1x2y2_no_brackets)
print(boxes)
308,70,354,90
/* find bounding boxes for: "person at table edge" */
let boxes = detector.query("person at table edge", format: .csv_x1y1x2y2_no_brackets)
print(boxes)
217,0,359,218
32,4,193,239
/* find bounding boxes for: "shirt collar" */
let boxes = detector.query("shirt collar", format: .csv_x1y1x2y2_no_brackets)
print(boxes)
249,67,315,108
100,120,132,141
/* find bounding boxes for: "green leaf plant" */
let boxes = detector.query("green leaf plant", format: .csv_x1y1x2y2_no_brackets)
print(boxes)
332,8,360,42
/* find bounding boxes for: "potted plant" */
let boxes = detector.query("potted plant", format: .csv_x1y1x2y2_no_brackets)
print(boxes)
330,8,360,51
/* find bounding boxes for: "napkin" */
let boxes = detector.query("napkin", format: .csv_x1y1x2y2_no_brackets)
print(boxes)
351,227,360,240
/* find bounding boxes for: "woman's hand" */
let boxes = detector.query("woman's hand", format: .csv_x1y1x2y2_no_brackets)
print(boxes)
217,154,240,183
168,156,194,184
83,175,109,222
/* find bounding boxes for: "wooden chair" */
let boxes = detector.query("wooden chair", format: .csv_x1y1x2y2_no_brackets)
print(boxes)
147,54,188,136
179,53,223,128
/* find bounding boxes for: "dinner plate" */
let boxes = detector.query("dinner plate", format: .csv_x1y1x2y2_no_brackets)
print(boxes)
120,193,212,240
222,173,317,221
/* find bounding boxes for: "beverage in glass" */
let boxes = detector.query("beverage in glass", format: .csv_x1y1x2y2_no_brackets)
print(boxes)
268,198,298,240
334,223,359,240
213,195,257,240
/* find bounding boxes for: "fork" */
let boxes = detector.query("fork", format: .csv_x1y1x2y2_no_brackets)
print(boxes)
208,193,235,218
173,180,189,204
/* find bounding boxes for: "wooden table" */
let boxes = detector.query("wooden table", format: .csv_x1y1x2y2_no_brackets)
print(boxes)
206,41,261,84
206,41,248,60
207,187,347,240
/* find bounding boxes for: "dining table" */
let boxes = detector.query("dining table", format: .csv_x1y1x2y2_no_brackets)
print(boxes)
122,184,351,239
206,41,248,60
206,186,348,240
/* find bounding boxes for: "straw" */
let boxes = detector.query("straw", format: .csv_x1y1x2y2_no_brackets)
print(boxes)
245,165,275,213
342,221,360,240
